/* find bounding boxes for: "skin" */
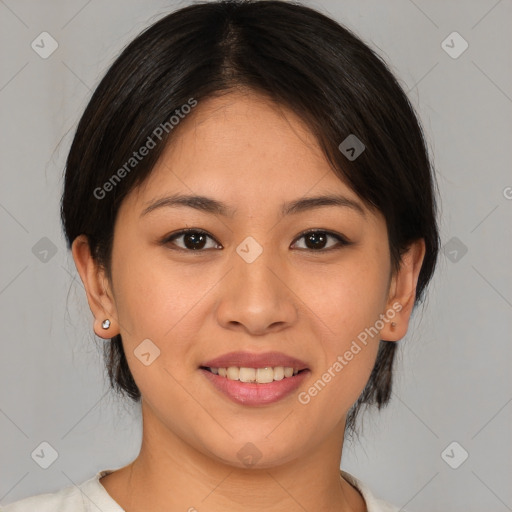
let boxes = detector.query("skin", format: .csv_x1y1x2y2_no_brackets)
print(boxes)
72,90,425,512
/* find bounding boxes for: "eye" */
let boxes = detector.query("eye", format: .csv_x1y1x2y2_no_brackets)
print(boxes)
162,229,221,252
291,230,351,251
161,228,351,253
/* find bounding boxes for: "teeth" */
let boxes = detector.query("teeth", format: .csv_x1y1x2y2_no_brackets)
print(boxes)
273,366,284,380
209,366,301,383
239,367,256,382
256,367,274,384
227,366,239,380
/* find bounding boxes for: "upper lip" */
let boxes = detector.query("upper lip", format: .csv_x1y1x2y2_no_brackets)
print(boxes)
201,351,309,370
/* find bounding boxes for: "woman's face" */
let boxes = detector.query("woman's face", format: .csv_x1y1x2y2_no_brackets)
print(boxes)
92,91,410,468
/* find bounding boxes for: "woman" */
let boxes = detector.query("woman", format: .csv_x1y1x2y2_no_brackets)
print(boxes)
3,0,439,510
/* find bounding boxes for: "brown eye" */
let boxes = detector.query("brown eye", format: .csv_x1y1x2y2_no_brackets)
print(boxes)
163,229,221,251
291,230,350,251
162,228,351,253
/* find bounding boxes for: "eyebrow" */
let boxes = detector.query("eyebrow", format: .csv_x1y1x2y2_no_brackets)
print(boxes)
140,193,366,218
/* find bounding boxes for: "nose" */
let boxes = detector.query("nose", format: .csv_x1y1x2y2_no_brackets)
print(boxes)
215,243,298,336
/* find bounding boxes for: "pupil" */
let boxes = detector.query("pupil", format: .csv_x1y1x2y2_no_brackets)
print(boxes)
185,232,206,250
306,232,326,249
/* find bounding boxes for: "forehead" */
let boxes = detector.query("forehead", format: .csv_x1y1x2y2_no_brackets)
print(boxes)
121,92,374,226
135,91,356,203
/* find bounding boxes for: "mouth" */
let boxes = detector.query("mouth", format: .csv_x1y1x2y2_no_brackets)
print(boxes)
199,351,310,406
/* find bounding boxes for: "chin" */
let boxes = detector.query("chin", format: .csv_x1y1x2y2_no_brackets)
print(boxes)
203,435,304,471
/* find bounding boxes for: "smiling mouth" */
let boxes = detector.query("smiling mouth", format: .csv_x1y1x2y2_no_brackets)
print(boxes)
200,366,308,384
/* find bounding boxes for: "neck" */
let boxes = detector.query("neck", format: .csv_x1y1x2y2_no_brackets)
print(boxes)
100,403,366,512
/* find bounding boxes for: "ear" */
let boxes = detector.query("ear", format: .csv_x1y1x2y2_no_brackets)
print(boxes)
380,238,426,342
71,235,119,339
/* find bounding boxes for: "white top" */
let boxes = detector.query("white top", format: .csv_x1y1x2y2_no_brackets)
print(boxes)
1,468,402,512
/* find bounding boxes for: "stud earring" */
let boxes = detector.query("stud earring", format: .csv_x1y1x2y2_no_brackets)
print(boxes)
391,322,397,328
102,319,111,329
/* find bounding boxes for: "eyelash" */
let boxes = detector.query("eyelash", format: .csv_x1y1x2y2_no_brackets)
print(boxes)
161,228,352,253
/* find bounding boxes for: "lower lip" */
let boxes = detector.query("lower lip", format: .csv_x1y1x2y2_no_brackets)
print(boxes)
200,368,309,406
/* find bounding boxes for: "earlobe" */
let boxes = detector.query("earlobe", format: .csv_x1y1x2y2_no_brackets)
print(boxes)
380,239,426,342
71,235,119,339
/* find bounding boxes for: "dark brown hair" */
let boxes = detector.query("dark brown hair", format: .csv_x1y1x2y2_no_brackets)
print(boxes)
61,0,440,438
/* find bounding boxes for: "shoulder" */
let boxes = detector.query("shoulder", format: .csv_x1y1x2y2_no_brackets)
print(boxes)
341,470,404,512
1,469,122,512
1,483,84,512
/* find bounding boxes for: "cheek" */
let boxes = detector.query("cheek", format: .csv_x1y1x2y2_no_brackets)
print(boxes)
110,253,214,407
299,253,390,344
111,241,220,349
295,252,389,398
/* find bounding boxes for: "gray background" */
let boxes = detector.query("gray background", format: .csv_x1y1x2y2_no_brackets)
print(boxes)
1,0,511,510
